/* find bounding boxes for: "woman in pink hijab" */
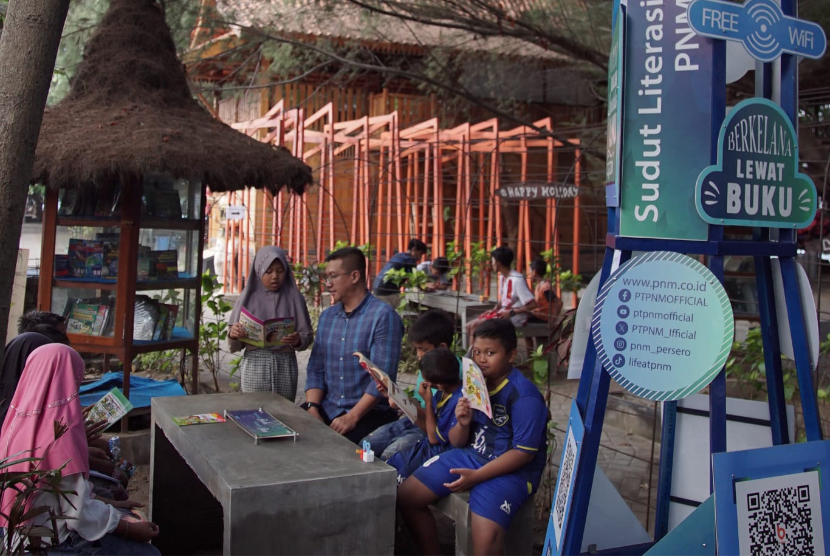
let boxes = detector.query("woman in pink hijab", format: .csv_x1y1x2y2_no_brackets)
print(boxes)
0,344,159,555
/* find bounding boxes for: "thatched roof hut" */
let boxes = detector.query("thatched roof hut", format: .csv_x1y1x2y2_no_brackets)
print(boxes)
32,0,312,194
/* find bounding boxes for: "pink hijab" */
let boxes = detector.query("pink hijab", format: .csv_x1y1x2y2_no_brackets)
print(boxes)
0,344,88,527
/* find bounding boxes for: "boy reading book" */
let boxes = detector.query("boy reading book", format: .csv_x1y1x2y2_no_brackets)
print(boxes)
386,347,462,485
361,309,458,460
397,319,548,556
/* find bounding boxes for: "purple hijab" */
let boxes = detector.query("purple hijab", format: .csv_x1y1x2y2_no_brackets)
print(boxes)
229,247,313,351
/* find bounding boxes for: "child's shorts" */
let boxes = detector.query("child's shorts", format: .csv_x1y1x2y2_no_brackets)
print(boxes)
412,449,533,530
388,439,450,485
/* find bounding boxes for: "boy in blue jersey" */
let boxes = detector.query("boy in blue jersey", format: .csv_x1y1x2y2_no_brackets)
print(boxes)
397,319,548,556
387,347,462,484
362,310,457,459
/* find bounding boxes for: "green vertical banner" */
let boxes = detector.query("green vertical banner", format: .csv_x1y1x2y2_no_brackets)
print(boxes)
619,0,714,240
605,10,624,207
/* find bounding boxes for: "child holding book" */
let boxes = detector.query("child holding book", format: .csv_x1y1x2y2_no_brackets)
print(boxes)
397,319,548,556
361,309,457,459
387,347,462,485
228,247,313,401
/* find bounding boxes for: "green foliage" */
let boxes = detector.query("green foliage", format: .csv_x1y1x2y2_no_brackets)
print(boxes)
726,327,802,402
198,272,234,392
332,240,374,260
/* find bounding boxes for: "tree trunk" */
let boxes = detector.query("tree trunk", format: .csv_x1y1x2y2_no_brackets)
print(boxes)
0,0,71,367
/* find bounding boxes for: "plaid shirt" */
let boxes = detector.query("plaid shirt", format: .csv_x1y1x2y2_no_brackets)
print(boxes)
305,293,404,419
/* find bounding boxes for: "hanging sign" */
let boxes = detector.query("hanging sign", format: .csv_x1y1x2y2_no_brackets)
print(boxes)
605,9,624,207
226,205,247,221
618,0,714,241
695,98,817,228
593,251,734,401
495,183,579,200
688,0,827,62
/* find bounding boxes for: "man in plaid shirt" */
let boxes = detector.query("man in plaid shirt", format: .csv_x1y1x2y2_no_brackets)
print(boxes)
303,247,404,443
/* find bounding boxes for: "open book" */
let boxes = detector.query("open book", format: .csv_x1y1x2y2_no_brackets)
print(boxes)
238,307,295,348
86,388,134,427
354,352,419,424
461,357,493,419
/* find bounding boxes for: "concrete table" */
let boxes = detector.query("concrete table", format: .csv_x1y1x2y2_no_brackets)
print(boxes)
404,291,495,347
150,392,396,555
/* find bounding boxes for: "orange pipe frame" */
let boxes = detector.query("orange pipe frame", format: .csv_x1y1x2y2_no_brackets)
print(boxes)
223,102,584,295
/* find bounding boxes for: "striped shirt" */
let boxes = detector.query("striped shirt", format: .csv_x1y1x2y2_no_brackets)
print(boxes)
305,293,404,419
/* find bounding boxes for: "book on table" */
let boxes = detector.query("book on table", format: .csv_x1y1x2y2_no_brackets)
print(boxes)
224,408,298,444
86,387,134,427
237,307,295,348
353,352,420,424
461,357,493,419
172,412,226,426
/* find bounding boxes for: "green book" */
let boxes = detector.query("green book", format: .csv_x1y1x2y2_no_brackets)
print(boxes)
85,388,134,427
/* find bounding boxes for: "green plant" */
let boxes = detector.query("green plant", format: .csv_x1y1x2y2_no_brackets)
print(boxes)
2,420,74,555
198,272,234,393
726,327,799,402
292,261,325,303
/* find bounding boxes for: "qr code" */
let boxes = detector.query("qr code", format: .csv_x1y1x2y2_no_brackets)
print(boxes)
736,471,825,556
552,429,578,544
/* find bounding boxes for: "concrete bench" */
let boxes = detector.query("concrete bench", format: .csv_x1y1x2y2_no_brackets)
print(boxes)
433,491,535,556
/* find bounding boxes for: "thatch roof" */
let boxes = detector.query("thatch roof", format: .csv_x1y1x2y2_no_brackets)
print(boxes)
32,0,313,194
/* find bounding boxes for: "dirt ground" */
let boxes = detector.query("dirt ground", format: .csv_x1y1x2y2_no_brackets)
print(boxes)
128,465,150,509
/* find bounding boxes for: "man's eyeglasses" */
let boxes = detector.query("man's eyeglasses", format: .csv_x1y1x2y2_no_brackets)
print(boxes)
323,272,351,285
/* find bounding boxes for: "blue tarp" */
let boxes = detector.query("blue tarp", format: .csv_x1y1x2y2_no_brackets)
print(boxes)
79,372,186,408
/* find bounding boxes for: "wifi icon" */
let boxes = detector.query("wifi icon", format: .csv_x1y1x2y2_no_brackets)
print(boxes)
688,0,827,62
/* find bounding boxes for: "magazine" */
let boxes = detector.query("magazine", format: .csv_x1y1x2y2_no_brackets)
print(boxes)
86,388,134,427
461,357,493,419
353,352,419,424
238,308,295,348
172,412,226,426
66,302,108,336
225,408,298,444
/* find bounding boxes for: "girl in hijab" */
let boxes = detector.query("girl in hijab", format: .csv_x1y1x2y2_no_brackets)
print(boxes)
228,246,313,401
0,332,53,427
0,344,159,555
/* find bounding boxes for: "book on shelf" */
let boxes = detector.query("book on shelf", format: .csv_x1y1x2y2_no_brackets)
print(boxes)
68,239,103,279
161,304,178,340
55,255,69,278
66,302,109,336
133,296,160,341
96,233,120,278
353,352,419,424
152,305,169,341
149,190,183,219
237,308,295,348
155,250,178,280
58,189,78,216
86,388,134,427
224,408,298,444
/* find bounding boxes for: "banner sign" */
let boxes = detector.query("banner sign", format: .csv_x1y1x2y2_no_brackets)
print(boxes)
593,251,734,401
688,0,827,62
695,98,817,228
618,0,714,241
226,205,247,221
605,10,624,207
496,183,579,200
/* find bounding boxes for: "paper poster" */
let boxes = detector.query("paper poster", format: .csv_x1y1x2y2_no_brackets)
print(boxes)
461,357,492,419
735,471,824,555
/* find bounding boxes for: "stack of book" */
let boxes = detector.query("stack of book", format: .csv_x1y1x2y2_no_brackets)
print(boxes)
66,302,111,336
137,248,178,281
133,295,180,341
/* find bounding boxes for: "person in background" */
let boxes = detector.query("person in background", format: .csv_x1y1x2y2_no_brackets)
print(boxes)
228,246,314,402
0,344,159,555
361,309,457,459
397,320,548,556
465,246,536,342
18,310,67,335
417,256,452,291
373,239,428,306
303,247,404,443
386,347,463,485
528,258,563,324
